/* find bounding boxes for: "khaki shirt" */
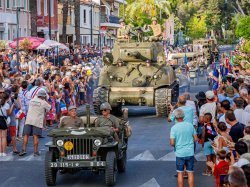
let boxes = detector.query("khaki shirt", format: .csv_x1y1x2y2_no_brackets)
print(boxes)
95,114,120,129
117,26,128,39
150,24,162,37
25,97,51,128
59,116,84,129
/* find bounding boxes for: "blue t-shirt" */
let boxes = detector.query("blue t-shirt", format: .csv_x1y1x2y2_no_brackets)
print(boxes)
170,121,196,157
170,106,194,124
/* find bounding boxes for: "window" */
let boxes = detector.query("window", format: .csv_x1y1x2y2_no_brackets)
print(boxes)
0,0,2,8
23,0,26,10
13,0,15,7
37,0,41,15
6,0,10,9
83,9,86,24
44,0,47,16
50,0,54,17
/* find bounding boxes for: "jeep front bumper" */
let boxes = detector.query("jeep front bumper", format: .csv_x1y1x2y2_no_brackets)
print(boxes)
50,161,106,168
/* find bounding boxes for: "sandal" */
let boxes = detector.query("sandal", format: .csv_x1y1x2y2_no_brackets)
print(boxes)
202,170,212,176
19,150,27,157
13,151,20,155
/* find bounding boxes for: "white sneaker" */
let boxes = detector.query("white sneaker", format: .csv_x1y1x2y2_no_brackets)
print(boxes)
2,153,7,157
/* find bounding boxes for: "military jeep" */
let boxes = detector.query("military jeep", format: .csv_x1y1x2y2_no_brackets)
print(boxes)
44,106,129,186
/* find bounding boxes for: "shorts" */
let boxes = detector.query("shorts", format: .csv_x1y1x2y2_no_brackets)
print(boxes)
55,102,61,114
176,156,194,173
79,92,85,101
8,126,16,137
23,125,42,137
204,141,215,156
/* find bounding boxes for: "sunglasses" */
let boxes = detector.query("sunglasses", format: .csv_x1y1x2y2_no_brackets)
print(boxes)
101,109,108,112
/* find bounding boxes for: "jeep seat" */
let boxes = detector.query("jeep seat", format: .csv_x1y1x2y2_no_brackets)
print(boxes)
80,116,98,126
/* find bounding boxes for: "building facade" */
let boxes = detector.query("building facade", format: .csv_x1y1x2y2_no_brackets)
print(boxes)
37,0,58,40
0,0,30,40
58,0,100,46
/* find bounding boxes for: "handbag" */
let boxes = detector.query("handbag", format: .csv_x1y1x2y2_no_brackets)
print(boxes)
0,107,9,129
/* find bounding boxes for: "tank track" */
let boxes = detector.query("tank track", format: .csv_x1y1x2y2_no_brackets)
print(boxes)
155,88,172,117
93,87,109,115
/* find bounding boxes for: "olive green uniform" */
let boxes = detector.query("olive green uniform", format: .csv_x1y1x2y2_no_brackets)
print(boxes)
149,24,162,41
117,26,128,39
59,117,84,128
95,114,120,129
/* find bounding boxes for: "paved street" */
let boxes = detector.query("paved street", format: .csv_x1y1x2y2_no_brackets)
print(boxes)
0,75,215,187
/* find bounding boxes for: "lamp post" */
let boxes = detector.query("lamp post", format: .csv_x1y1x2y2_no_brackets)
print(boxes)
15,6,24,69
48,0,52,39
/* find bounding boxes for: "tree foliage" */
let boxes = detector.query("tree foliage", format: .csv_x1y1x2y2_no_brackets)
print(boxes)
187,15,207,39
236,16,250,40
125,0,171,26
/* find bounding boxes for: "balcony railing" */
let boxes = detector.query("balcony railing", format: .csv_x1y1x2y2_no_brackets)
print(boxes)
100,15,120,24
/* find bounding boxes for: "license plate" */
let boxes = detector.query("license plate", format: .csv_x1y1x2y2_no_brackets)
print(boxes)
50,162,80,168
67,154,90,160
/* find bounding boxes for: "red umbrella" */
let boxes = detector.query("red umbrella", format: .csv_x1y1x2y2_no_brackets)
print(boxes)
9,37,46,49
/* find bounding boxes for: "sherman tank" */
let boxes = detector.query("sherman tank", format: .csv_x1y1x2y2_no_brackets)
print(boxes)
93,41,179,117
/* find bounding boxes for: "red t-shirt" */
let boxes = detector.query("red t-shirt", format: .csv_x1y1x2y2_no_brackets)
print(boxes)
213,160,229,187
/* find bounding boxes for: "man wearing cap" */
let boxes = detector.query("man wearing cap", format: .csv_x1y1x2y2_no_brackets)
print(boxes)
225,85,235,106
199,91,217,123
117,19,129,40
145,17,162,41
19,89,51,156
95,102,120,141
58,106,84,128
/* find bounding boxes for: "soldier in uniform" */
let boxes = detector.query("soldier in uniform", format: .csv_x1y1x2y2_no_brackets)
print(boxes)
144,17,163,41
95,102,120,141
58,106,84,128
117,19,129,40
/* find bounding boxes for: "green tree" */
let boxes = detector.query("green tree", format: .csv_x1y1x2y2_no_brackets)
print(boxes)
205,0,221,36
236,15,250,39
187,15,207,39
125,0,171,26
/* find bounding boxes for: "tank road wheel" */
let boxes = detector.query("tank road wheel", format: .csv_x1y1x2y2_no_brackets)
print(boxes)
155,88,171,117
105,151,117,186
93,87,109,115
117,151,127,173
45,151,58,186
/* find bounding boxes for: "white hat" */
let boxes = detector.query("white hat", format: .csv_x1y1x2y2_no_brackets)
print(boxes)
233,158,250,167
59,84,64,89
65,71,71,76
71,65,77,70
205,90,214,99
37,89,47,97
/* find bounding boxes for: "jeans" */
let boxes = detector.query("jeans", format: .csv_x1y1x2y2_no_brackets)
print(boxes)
16,118,25,138
176,156,194,172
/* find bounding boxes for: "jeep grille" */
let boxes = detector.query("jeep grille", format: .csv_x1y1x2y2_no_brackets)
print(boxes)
63,138,93,156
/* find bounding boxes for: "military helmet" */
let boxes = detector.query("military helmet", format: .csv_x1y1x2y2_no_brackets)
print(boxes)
119,18,125,23
152,17,157,21
100,102,112,110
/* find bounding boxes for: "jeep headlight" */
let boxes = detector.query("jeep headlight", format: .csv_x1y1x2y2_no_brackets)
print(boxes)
94,139,102,147
153,75,158,79
57,140,64,147
110,75,113,79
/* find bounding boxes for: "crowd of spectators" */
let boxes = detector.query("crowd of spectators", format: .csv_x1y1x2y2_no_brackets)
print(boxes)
169,50,250,187
0,44,107,157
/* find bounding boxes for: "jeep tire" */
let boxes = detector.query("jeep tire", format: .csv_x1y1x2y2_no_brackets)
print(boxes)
117,151,127,173
105,151,117,186
45,151,57,186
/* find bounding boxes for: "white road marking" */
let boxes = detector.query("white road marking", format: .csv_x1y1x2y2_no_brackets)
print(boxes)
0,154,14,162
18,154,42,161
130,150,156,161
139,178,161,187
158,151,176,161
0,177,16,187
